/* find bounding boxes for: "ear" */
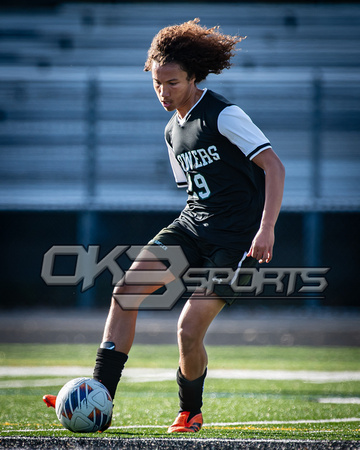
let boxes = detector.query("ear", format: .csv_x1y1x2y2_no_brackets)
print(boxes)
189,74,197,85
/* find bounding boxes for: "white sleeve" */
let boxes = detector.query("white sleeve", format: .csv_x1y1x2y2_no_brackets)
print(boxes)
218,105,272,160
167,142,187,188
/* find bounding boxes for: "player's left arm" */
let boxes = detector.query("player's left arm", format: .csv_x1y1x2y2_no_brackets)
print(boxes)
248,148,285,263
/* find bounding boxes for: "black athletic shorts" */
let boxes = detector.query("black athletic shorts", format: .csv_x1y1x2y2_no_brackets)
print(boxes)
146,224,257,306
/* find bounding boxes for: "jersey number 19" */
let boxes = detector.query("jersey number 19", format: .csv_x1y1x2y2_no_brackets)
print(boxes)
187,173,211,199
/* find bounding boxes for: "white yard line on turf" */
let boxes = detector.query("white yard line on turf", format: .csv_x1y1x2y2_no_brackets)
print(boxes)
109,418,360,428
204,418,360,426
1,367,360,383
318,397,360,404
2,374,359,405
0,366,91,377
0,378,71,388
2,418,360,434
2,374,360,404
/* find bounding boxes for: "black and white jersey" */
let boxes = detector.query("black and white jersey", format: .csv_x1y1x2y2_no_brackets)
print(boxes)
165,89,271,250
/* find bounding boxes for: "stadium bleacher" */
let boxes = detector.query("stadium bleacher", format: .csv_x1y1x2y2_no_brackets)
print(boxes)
0,3,359,212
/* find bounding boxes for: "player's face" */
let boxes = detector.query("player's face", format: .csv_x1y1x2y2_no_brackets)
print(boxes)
151,61,200,118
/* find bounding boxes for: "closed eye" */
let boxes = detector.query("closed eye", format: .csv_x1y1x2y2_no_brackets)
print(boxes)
153,79,179,86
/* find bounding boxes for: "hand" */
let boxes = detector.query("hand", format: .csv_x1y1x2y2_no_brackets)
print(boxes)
247,226,275,264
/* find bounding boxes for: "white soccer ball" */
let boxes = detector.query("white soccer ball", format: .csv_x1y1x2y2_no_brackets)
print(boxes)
55,377,113,433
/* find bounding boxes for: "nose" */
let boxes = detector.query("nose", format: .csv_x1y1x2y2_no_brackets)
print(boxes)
159,84,169,98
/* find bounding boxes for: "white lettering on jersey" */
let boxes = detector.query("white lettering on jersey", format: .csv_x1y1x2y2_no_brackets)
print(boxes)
179,152,193,171
208,145,220,161
191,150,202,169
177,145,221,171
197,148,213,166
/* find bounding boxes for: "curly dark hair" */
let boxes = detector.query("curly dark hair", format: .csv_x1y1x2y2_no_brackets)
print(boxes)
144,18,245,84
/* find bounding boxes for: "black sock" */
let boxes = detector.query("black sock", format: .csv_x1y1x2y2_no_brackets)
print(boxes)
177,367,207,417
93,348,128,400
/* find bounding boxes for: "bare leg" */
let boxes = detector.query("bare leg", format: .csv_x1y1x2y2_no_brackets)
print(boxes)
93,248,174,401
101,249,170,355
101,298,138,354
177,293,225,380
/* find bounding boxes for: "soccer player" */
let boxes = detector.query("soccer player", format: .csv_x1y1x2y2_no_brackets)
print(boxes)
44,19,285,433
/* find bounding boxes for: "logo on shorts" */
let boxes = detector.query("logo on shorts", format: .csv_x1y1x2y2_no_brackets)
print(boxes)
150,239,168,251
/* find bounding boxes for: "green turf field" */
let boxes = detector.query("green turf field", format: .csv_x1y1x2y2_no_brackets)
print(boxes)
0,344,359,441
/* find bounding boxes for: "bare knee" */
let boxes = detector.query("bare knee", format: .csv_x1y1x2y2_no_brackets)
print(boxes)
112,254,171,298
177,321,202,353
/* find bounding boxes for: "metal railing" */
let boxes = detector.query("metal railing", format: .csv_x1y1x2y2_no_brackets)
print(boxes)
0,66,359,212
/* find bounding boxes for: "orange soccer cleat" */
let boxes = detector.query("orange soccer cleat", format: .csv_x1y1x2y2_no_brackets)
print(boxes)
43,394,56,408
167,411,203,433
